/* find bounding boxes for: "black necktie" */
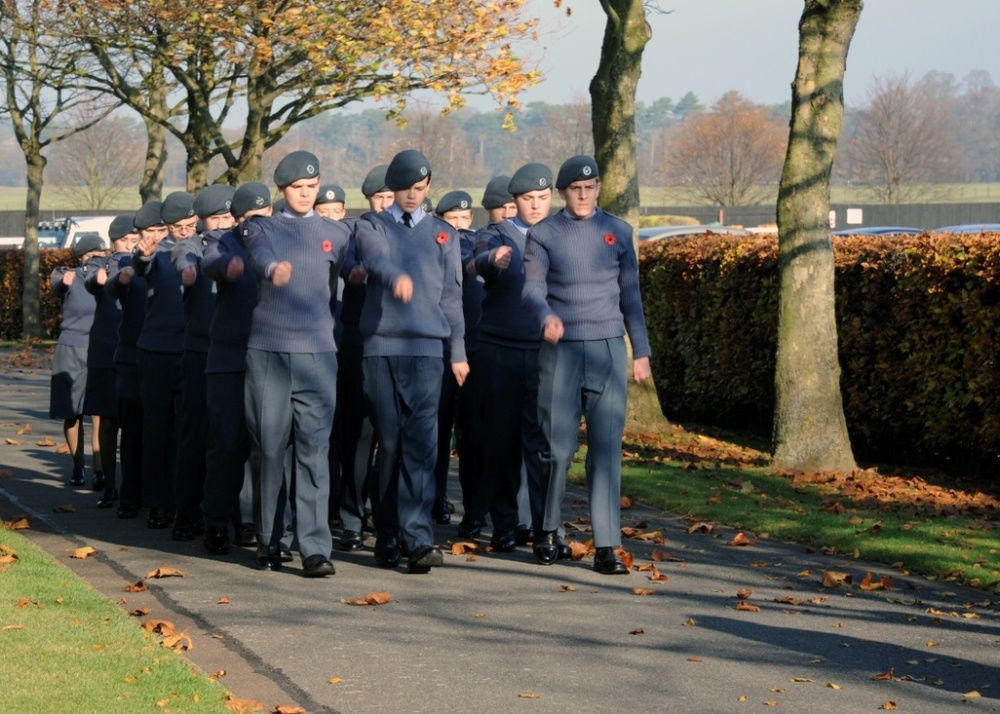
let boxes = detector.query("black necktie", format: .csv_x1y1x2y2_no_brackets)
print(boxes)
402,212,412,227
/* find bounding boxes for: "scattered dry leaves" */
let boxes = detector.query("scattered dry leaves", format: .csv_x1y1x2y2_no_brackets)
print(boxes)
146,566,185,579
342,591,392,607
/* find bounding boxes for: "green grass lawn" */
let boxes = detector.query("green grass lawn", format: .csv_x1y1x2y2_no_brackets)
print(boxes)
0,528,233,714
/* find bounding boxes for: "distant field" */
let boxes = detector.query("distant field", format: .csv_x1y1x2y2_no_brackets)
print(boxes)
2,183,1000,213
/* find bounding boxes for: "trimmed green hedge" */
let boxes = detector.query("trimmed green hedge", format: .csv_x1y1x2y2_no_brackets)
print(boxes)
1,248,76,339
639,232,1000,470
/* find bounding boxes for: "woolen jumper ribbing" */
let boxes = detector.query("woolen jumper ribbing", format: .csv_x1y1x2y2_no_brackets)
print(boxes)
51,264,96,348
104,253,145,366
83,254,121,368
339,219,366,348
354,210,466,362
244,212,349,353
132,238,185,354
522,208,651,358
171,235,215,353
459,228,484,354
474,219,541,349
201,226,257,374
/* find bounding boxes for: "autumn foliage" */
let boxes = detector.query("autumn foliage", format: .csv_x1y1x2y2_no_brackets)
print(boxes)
639,232,1000,474
0,248,75,339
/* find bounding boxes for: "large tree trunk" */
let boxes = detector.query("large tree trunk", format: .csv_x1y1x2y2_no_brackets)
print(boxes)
772,0,862,472
590,0,649,234
21,152,46,339
139,115,167,203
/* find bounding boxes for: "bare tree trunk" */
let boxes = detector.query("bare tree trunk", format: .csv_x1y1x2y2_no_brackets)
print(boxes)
772,0,862,472
21,152,46,339
590,0,650,235
139,115,167,203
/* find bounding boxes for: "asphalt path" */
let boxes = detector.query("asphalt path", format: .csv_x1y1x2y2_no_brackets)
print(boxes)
1,367,998,714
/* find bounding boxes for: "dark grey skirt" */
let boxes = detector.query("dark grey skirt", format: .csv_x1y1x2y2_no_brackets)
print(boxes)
49,344,88,419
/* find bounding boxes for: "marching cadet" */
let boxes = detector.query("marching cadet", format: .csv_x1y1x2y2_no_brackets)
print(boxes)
354,149,466,574
521,155,652,575
314,184,347,221
481,175,516,225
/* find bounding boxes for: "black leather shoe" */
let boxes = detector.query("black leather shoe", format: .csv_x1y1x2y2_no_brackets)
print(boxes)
556,535,573,561
97,487,118,509
117,504,139,519
280,547,294,562
374,535,401,568
234,523,257,547
69,468,85,487
339,529,364,551
147,508,171,529
407,545,444,573
172,517,202,541
593,547,629,575
91,471,106,491
302,554,336,577
456,518,481,539
533,531,559,565
255,545,282,571
432,497,452,525
204,526,230,555
514,525,533,546
490,534,517,553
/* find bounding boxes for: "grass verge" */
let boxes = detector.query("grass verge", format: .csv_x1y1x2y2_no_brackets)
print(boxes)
568,427,1000,594
0,527,232,713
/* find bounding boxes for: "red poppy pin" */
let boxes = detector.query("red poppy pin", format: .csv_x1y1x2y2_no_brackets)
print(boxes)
321,239,332,253
604,233,616,246
436,232,448,245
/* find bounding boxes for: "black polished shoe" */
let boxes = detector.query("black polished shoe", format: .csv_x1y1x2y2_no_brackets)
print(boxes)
533,531,559,565
432,497,452,525
97,487,118,509
490,534,517,553
456,518,481,539
556,535,573,561
407,545,444,574
255,545,282,571
117,504,139,519
204,526,230,555
593,547,629,575
302,554,336,577
339,529,364,551
172,517,202,541
91,471,106,491
69,468,85,487
514,525,533,546
374,535,401,568
234,523,257,547
147,508,171,529
280,546,294,562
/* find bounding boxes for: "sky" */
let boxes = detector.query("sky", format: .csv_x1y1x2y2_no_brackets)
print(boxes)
512,0,1000,109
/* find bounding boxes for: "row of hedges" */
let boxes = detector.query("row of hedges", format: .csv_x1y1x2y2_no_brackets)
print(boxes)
0,248,76,340
639,232,1000,471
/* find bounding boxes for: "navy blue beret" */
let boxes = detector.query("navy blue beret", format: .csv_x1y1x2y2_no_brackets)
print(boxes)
509,163,553,195
160,191,195,224
273,150,320,187
385,150,431,191
555,155,600,189
73,234,106,257
315,184,346,205
361,165,390,197
435,191,474,215
481,175,513,209
231,182,272,218
109,213,136,241
133,201,165,230
194,184,236,218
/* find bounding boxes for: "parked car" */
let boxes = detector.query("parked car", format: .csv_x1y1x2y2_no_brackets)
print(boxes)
638,224,752,241
0,215,116,251
934,223,1000,234
832,226,923,236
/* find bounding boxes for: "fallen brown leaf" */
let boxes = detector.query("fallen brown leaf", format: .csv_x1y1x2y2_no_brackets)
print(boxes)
55,443,70,454
687,521,714,534
620,495,635,509
879,702,897,711
821,570,852,588
4,438,22,445
450,541,477,555
36,437,57,447
52,504,75,513
128,608,151,617
5,516,30,530
736,588,754,600
71,546,96,559
273,706,306,714
735,601,761,612
859,572,894,591
632,587,656,596
224,695,265,713
566,539,591,560
124,580,148,592
142,619,176,637
687,657,704,662
146,566,185,578
0,468,12,477
615,546,633,571
728,532,754,547
342,591,392,606
629,627,644,635
16,423,32,435
218,596,230,605
872,668,894,681
518,693,540,699
162,631,193,651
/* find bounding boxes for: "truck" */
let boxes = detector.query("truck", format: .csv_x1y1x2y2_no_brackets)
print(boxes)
0,215,117,251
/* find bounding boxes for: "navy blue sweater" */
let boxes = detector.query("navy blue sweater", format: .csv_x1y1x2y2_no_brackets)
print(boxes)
354,210,466,362
202,226,256,373
244,212,349,353
474,219,540,349
83,254,121,368
171,235,215,353
133,238,185,354
105,253,146,365
522,208,651,358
